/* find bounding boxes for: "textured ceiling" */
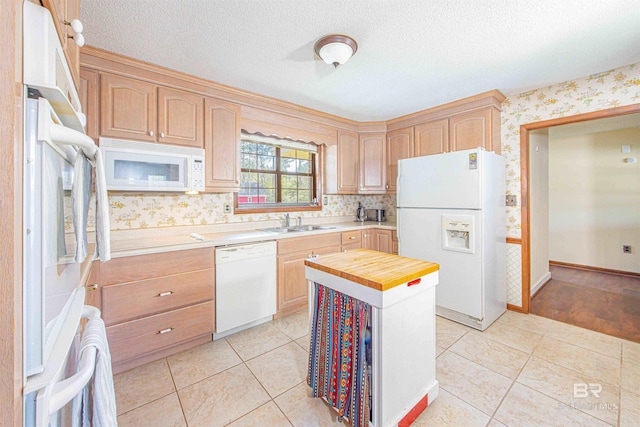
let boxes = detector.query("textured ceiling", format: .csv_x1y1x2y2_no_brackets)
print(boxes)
80,0,640,122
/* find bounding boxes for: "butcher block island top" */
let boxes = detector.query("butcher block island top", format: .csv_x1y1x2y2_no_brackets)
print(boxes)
304,248,439,292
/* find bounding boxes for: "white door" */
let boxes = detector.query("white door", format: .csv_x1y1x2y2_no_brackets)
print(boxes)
398,207,483,319
397,149,483,209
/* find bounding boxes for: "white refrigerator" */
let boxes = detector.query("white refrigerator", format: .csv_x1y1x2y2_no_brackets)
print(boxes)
397,149,506,330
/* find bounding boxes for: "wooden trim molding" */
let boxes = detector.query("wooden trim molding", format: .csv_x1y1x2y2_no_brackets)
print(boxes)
550,260,640,278
1,1,23,425
506,237,522,245
519,103,640,314
506,304,524,313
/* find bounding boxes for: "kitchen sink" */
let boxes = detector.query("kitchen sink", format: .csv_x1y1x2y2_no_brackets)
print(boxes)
259,225,337,234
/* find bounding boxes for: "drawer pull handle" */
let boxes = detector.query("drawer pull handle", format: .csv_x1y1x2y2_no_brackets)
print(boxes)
158,328,174,334
157,291,174,297
87,283,98,291
407,278,421,287
349,236,356,240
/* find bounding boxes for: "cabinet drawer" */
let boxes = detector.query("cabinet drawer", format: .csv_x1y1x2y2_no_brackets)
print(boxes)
107,301,214,364
101,248,214,285
341,242,362,252
341,230,362,245
102,269,214,325
278,233,341,255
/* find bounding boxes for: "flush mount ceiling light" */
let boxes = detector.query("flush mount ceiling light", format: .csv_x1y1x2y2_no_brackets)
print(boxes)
314,34,358,68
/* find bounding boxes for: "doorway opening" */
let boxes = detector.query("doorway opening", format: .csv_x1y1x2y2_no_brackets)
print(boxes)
519,103,640,341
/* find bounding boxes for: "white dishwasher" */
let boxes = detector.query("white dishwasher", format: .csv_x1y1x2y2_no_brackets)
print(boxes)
215,241,277,338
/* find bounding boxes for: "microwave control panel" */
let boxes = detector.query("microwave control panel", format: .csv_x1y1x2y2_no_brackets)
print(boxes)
191,156,205,191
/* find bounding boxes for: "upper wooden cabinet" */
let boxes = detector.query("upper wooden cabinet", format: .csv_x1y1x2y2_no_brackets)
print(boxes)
414,118,449,157
449,107,500,154
359,133,386,194
337,130,359,194
100,73,205,148
100,73,157,142
158,87,204,148
78,68,99,141
204,98,241,192
42,0,81,88
386,127,414,193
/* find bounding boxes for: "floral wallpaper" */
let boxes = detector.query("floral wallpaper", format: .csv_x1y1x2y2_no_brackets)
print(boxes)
501,62,640,238
69,193,396,231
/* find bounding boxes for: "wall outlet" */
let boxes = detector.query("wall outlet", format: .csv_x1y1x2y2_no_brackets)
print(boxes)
623,245,632,253
223,202,232,214
506,195,517,207
322,196,328,205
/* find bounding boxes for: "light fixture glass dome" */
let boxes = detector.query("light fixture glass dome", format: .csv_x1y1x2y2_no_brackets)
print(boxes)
314,35,358,68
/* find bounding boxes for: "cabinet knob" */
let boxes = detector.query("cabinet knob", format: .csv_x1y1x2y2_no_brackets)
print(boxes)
149,130,154,137
160,132,165,138
386,184,389,189
87,283,98,291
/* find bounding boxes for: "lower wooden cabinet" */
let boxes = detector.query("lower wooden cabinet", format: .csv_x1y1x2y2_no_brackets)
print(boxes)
341,230,362,252
276,233,341,318
98,248,215,373
362,228,394,254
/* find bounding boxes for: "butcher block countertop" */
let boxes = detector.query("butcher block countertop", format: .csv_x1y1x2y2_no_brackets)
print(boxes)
305,249,439,292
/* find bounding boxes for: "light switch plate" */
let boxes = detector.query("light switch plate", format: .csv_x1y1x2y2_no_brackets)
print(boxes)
322,196,328,205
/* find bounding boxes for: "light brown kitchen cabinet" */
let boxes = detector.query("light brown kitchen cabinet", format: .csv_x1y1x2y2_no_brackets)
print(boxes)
78,68,99,141
414,118,449,157
85,260,101,310
449,107,501,154
100,248,215,374
392,230,399,255
276,233,342,318
337,130,360,193
41,0,81,88
386,127,414,193
100,73,157,142
100,73,206,148
359,133,386,193
362,228,393,254
157,87,204,148
204,98,241,192
341,230,362,252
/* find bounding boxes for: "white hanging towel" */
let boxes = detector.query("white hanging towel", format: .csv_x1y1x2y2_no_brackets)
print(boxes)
91,149,111,262
72,151,92,263
72,317,117,427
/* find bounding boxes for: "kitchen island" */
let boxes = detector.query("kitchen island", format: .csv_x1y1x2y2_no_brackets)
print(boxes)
304,249,439,427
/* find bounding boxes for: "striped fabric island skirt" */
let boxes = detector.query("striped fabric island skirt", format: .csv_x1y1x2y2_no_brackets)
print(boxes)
307,282,371,427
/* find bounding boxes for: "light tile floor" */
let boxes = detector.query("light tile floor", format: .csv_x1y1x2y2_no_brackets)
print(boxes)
114,309,640,426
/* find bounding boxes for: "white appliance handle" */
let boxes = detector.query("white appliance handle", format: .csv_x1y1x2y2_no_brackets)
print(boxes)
37,98,97,160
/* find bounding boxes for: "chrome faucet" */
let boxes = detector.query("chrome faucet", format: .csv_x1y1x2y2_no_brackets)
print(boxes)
284,213,290,227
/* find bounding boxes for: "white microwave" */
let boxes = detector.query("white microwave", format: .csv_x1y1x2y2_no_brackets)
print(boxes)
99,137,205,192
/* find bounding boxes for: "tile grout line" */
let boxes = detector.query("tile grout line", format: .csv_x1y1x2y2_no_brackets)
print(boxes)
164,356,190,426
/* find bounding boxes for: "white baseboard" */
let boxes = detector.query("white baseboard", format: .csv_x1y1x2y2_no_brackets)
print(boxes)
531,272,552,296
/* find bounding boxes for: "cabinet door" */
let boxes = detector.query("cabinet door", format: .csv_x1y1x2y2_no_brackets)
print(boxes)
79,68,99,141
277,245,341,316
157,87,204,148
386,127,414,193
100,73,157,142
85,261,101,310
449,108,491,152
376,229,393,254
64,0,80,86
337,130,359,193
204,98,241,192
415,118,449,156
359,133,386,193
362,230,377,251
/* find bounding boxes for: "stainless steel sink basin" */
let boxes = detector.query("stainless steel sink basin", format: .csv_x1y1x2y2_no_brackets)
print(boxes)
293,225,337,231
259,225,337,234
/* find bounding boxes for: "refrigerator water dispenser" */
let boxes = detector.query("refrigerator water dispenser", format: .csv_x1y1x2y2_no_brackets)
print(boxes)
442,215,475,253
